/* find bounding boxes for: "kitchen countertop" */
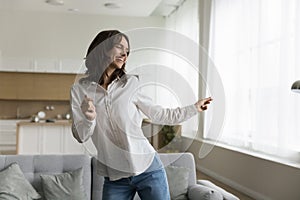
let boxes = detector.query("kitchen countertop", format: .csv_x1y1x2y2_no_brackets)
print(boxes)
17,120,72,126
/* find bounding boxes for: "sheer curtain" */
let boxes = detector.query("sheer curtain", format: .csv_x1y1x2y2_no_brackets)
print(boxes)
208,0,300,161
160,0,199,137
127,0,199,138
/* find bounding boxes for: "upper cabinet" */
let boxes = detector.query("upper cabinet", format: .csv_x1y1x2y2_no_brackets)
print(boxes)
0,72,77,100
0,57,85,74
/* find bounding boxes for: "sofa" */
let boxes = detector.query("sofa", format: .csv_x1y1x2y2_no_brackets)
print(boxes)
0,153,239,200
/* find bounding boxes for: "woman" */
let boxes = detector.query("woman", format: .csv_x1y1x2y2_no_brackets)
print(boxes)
70,30,212,200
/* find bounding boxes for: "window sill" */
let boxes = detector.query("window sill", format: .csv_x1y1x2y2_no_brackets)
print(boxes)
192,137,300,169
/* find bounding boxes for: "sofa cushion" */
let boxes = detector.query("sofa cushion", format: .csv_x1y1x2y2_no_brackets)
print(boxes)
0,155,91,200
40,167,87,200
0,163,41,200
188,184,223,200
159,153,197,186
165,165,190,200
197,180,240,200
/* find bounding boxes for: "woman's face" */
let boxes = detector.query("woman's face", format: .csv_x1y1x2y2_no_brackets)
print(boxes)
108,36,129,69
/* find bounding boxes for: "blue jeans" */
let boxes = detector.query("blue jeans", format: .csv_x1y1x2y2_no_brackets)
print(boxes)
102,168,170,200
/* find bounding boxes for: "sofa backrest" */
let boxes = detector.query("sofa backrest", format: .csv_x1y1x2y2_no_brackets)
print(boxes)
0,154,92,199
91,152,197,200
159,152,197,186
0,153,196,200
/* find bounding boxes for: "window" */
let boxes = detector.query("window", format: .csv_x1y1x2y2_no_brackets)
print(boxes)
208,0,300,161
146,0,200,138
126,0,199,139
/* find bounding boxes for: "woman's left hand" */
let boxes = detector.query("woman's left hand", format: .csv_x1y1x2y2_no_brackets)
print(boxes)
195,97,213,112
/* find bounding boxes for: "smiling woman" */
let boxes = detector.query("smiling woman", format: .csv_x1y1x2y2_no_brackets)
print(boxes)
70,29,212,200
82,30,130,90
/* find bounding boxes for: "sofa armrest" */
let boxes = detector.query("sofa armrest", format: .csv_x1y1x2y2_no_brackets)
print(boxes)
188,184,223,200
197,180,240,200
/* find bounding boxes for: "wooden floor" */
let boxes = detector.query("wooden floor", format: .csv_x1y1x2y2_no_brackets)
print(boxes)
196,170,255,200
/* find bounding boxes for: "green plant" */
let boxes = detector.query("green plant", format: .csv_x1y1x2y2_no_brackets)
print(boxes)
161,125,176,146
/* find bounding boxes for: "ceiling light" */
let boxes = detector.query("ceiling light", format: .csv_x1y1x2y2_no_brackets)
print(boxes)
45,0,64,6
104,2,121,9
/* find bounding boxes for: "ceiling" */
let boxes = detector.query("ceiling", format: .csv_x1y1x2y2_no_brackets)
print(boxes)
0,0,184,17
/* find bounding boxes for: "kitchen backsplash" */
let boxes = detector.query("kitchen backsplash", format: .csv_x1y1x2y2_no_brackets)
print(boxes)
0,100,71,120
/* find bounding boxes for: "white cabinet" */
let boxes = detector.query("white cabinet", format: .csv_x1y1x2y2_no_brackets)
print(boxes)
17,122,96,155
0,57,85,74
0,120,19,152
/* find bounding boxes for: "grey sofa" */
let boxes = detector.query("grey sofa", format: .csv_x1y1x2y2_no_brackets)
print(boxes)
0,153,239,200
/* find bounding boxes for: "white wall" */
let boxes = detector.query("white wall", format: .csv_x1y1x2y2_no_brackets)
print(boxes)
0,11,165,61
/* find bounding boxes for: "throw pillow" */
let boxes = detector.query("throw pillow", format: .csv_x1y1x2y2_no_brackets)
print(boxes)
188,184,223,200
40,167,87,200
0,163,41,200
165,165,190,200
197,180,239,200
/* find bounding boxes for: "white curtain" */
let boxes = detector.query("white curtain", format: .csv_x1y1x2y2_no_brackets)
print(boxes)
209,0,300,161
159,0,199,138
126,0,199,139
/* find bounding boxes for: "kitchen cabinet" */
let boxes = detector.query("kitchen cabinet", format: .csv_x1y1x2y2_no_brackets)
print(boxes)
0,120,19,152
0,72,77,100
0,58,85,74
17,122,96,155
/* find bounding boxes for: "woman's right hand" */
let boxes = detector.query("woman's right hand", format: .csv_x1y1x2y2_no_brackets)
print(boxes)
81,95,97,121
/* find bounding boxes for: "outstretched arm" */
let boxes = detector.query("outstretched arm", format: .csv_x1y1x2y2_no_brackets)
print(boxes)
134,89,212,125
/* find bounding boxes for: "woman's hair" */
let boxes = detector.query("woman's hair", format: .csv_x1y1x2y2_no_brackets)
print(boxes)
81,30,130,85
